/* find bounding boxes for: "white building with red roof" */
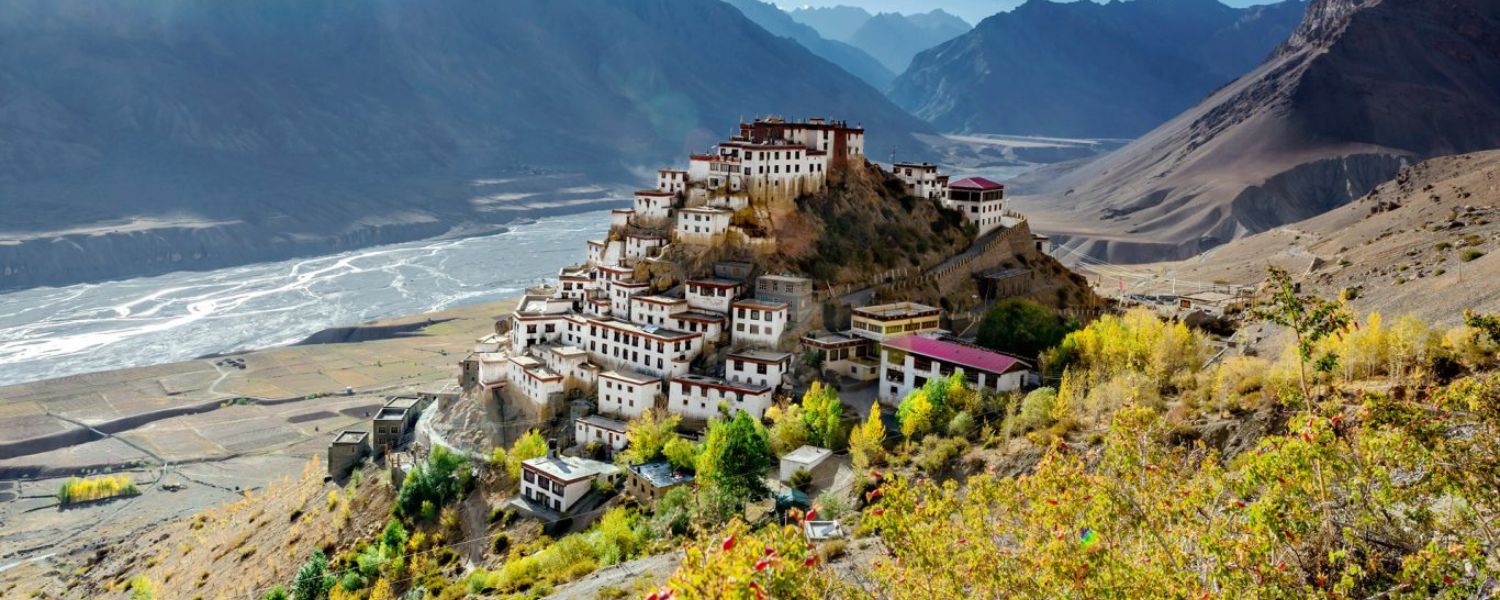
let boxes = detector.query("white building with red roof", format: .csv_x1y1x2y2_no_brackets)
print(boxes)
946,177,1007,236
878,335,1033,404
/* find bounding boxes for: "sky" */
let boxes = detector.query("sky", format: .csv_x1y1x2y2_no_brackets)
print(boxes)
785,0,1284,25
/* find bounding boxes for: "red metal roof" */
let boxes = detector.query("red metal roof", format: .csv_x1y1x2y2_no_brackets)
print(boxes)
949,177,1005,191
883,336,1029,375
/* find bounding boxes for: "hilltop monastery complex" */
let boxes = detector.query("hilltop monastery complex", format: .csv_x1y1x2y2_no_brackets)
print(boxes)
454,117,1036,471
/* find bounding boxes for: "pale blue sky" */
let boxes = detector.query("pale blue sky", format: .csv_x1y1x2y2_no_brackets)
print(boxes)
784,0,1284,26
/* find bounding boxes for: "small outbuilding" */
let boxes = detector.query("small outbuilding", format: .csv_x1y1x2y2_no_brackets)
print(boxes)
779,445,836,487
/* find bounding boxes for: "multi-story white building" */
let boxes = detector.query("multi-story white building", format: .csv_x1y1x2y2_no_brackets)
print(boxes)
685,278,743,314
731,298,789,348
657,168,688,194
575,414,629,454
946,177,1007,236
587,239,624,267
579,316,703,378
630,295,688,327
668,374,776,420
608,280,650,320
892,162,949,201
676,207,732,244
521,455,619,514
624,233,667,262
668,311,726,343
726,350,792,389
878,335,1033,404
633,190,674,222
597,369,662,419
508,355,564,406
738,117,865,159
539,345,596,391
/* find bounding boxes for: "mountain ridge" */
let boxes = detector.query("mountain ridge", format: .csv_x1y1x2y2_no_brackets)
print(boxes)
889,0,1308,138
1011,0,1500,263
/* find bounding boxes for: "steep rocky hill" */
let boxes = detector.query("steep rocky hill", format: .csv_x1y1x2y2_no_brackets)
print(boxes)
846,10,971,74
0,0,932,290
889,0,1308,137
1144,151,1500,324
1012,0,1500,263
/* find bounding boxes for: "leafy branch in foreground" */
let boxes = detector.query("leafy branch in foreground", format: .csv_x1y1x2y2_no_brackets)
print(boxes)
1252,266,1351,400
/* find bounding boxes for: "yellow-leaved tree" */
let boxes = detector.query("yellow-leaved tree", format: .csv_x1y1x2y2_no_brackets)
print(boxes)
849,405,886,469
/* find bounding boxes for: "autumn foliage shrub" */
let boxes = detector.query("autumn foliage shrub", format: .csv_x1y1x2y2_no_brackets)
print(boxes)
57,474,139,504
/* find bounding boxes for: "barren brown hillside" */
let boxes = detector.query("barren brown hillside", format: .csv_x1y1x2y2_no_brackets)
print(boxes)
1144,150,1500,323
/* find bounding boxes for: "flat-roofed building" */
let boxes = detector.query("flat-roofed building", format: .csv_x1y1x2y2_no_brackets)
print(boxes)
668,374,775,420
754,275,814,323
624,233,667,262
633,190,674,222
608,280,651,321
580,316,703,378
731,298,789,349
508,355,564,407
575,414,628,454
598,369,662,419
631,295,688,327
726,350,792,389
676,207,732,244
851,301,942,342
521,455,620,514
801,331,878,381
372,406,410,453
892,162,949,201
686,278,743,314
879,335,1033,404
658,168,688,194
587,238,624,267
668,310,727,343
624,461,694,503
328,430,371,479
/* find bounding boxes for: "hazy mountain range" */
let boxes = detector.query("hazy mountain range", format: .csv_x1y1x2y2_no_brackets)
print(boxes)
721,0,897,89
0,0,931,290
1012,0,1500,262
786,6,972,74
890,0,1310,138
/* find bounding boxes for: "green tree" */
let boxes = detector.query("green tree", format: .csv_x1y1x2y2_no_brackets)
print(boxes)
617,410,682,465
1252,266,1351,399
262,586,289,600
799,381,845,449
976,299,1079,359
699,411,774,501
292,550,335,600
394,445,471,520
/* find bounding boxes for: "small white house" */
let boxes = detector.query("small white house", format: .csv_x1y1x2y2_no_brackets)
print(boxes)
507,355,564,407
731,299,788,349
520,454,620,514
686,278,743,314
633,190,674,222
588,239,625,267
597,369,662,419
668,374,775,421
608,280,651,321
575,414,628,454
676,207,732,244
609,209,634,231
669,310,727,343
624,233,667,262
658,168,688,194
630,295,688,327
726,350,791,389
